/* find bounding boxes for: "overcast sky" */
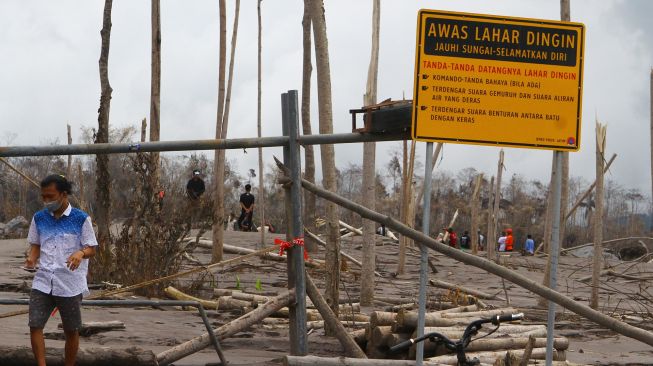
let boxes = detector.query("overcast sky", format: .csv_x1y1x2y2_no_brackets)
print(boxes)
1,0,651,196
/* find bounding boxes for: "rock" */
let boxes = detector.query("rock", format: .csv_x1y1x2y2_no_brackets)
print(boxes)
5,216,28,232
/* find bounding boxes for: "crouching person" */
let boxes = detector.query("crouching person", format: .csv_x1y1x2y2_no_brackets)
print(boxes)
24,175,98,366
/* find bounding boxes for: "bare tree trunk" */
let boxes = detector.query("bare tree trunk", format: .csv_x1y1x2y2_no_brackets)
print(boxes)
77,163,86,212
539,154,558,308
471,174,483,254
489,150,504,261
95,0,113,252
360,0,380,307
66,124,72,178
591,122,606,309
212,0,239,263
149,0,161,189
308,0,341,334
397,141,408,270
301,1,317,251
650,68,652,223
257,0,265,249
140,118,147,142
486,176,494,250
397,141,416,273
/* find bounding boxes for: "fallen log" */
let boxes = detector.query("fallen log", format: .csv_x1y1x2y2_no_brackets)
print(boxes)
305,229,382,277
308,321,369,331
577,269,653,283
157,289,294,365
396,308,517,330
285,356,580,366
214,289,270,303
164,286,218,310
440,308,516,319
339,220,364,236
425,347,565,365
217,296,258,311
370,311,397,328
305,273,367,358
0,346,156,366
460,337,568,353
429,279,505,300
58,321,125,337
194,240,323,267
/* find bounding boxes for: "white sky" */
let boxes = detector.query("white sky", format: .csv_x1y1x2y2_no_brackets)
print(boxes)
0,0,651,195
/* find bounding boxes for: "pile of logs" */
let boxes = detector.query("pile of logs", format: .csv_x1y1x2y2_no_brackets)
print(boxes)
359,304,570,364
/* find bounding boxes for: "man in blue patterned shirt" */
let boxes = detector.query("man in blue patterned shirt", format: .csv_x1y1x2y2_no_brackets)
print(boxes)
24,175,98,366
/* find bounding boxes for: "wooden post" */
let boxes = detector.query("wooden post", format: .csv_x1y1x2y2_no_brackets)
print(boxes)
565,153,616,220
470,174,483,254
650,68,653,224
591,121,606,309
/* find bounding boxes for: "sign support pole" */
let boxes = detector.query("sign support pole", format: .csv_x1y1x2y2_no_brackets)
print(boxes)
416,141,434,365
546,150,563,365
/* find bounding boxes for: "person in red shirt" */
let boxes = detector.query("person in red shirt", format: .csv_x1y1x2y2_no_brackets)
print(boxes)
505,228,514,252
447,228,457,248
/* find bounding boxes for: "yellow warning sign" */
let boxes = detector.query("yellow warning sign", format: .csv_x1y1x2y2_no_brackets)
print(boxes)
412,10,585,151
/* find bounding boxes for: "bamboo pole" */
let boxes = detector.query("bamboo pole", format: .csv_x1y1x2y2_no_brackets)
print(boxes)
298,177,653,347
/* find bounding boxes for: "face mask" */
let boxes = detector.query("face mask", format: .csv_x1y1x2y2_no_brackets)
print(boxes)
44,199,62,213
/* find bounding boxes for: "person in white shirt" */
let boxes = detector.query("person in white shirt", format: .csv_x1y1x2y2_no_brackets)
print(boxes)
25,175,98,366
498,231,507,252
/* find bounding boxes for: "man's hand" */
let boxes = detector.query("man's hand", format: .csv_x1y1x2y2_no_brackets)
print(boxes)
24,257,37,269
66,250,84,271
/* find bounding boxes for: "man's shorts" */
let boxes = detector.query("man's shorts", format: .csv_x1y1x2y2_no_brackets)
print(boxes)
28,289,82,332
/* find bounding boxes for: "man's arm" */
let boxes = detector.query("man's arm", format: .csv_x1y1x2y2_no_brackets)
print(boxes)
25,244,40,269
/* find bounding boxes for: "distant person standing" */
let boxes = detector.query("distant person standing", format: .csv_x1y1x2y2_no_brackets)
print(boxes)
498,231,507,252
25,174,98,366
524,234,535,255
447,228,458,248
186,170,205,200
478,230,485,251
460,231,471,249
238,184,255,231
505,228,514,252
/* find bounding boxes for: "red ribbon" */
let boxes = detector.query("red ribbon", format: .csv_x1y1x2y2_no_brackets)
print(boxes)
274,237,309,260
